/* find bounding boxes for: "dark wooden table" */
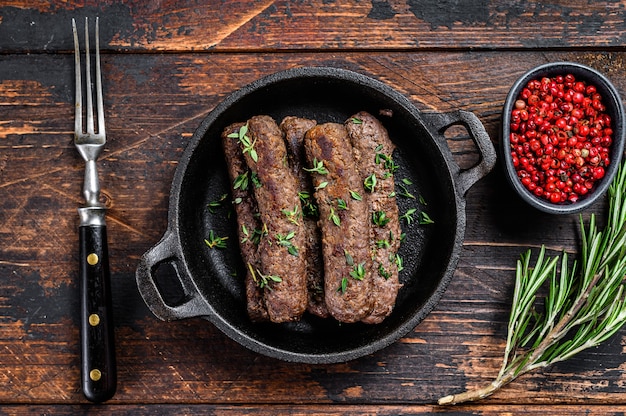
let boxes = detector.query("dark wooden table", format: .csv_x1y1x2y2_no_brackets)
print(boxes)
3,1,626,414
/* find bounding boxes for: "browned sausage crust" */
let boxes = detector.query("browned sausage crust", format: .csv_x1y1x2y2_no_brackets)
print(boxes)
221,122,268,322
346,111,402,324
279,116,328,318
304,123,374,323
243,115,308,322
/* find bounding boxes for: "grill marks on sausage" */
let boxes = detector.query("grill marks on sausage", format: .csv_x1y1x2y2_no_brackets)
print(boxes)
222,112,402,324
346,111,401,324
279,116,328,318
304,123,374,323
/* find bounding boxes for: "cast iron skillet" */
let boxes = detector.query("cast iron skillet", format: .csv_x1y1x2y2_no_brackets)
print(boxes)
136,67,496,363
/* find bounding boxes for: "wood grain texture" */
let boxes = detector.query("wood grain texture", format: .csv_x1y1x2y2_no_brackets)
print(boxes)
1,1,626,52
2,0,626,411
2,50,626,407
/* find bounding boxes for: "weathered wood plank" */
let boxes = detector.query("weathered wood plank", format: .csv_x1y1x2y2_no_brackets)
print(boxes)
2,404,626,415
1,1,626,52
1,50,626,405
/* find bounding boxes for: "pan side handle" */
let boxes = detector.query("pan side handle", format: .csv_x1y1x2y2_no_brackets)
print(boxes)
136,230,212,321
421,110,496,196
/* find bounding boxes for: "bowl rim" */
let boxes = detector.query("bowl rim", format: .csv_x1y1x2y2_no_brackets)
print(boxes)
501,61,625,214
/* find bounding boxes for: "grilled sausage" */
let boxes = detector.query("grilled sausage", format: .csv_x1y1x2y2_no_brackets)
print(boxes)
346,111,401,324
304,123,374,323
279,116,328,318
243,115,308,322
221,122,268,322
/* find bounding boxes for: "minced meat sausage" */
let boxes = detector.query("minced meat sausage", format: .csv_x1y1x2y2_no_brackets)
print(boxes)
243,115,308,323
279,116,328,318
221,122,268,322
304,123,374,323
346,111,402,324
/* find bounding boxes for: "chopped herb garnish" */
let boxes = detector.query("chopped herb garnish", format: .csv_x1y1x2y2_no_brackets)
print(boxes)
304,158,329,175
395,254,404,272
329,207,341,226
338,277,349,293
372,210,390,227
207,193,228,213
344,249,354,266
376,239,391,249
419,195,428,205
276,231,299,256
378,263,391,279
315,181,328,191
204,230,228,249
251,172,262,188
233,171,249,190
228,124,258,162
398,184,415,199
364,174,377,193
419,211,435,225
375,152,398,173
400,208,418,224
241,224,266,245
402,178,413,186
299,191,319,218
350,262,366,281
249,264,282,289
351,117,363,124
282,205,301,225
349,190,363,201
337,198,347,210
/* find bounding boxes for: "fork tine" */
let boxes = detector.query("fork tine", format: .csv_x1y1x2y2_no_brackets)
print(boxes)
72,18,82,137
95,17,105,137
84,17,94,135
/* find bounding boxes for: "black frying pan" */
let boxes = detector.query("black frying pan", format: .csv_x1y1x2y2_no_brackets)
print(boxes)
136,67,496,363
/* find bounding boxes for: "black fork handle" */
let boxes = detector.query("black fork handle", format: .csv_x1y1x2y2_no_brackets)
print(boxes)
79,223,117,402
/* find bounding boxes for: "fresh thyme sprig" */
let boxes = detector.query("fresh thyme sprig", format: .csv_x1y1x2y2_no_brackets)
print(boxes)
439,161,626,405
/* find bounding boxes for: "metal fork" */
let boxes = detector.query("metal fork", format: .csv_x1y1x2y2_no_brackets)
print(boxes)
73,17,117,403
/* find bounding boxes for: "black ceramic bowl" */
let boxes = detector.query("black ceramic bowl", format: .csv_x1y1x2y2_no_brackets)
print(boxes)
501,62,625,214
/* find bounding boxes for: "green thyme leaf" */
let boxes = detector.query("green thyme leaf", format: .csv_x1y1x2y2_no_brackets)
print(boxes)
233,171,249,190
344,249,354,266
395,254,403,272
351,117,363,124
204,230,228,249
338,277,349,293
329,207,341,226
400,208,418,224
350,262,366,281
372,210,390,227
282,205,301,225
378,263,391,279
304,158,329,175
207,193,228,213
276,231,299,256
398,184,415,199
349,190,363,201
315,181,328,191
419,211,434,225
364,174,377,193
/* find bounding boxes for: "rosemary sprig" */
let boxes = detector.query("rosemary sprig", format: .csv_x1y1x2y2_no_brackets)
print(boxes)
439,162,626,405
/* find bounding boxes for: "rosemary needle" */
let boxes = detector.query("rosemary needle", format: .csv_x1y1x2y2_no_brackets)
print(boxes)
439,161,626,405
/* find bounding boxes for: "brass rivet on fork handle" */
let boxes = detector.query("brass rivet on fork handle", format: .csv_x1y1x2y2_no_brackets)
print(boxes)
73,17,117,403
